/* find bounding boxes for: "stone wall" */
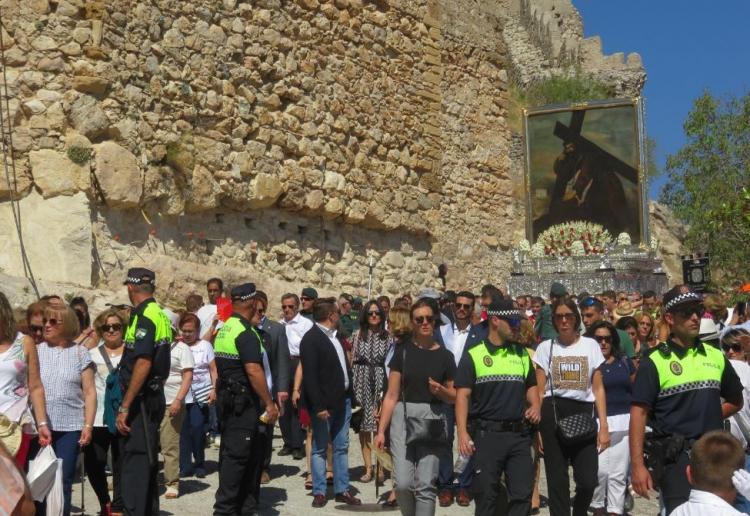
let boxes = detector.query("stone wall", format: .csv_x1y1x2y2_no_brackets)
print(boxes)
0,0,668,306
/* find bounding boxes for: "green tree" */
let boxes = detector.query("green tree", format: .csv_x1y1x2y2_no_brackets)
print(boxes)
660,91,750,285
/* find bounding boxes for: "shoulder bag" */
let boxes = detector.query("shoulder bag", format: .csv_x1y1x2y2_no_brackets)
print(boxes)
547,339,597,446
99,346,123,435
401,344,449,447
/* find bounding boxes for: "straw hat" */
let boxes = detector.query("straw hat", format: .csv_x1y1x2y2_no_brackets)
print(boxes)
614,300,636,319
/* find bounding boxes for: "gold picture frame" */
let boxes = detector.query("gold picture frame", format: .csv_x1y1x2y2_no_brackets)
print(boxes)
522,98,648,244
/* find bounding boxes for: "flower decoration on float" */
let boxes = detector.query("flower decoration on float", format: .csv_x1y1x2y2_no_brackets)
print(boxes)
536,221,612,257
518,239,531,252
570,240,585,257
530,242,546,259
616,232,631,248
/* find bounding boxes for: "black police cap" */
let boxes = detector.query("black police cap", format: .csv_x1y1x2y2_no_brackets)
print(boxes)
123,267,155,285
486,298,521,320
231,283,257,301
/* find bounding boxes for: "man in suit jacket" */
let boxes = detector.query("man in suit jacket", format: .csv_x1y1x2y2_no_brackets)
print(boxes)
255,291,291,483
300,298,361,508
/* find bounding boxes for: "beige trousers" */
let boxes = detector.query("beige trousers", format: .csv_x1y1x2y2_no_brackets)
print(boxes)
159,405,186,487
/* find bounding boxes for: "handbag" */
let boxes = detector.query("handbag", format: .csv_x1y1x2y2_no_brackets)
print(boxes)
400,345,449,446
99,346,122,435
546,339,597,446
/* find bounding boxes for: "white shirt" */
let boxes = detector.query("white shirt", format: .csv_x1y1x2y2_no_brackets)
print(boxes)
187,340,215,395
441,322,471,366
280,312,313,357
671,490,743,516
316,323,349,390
196,304,224,340
729,359,750,448
533,336,605,403
164,342,195,404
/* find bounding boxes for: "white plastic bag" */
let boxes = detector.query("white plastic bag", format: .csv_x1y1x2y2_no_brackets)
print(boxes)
45,458,64,516
27,445,57,502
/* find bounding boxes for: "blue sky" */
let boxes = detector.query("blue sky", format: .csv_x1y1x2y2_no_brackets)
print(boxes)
572,1,750,199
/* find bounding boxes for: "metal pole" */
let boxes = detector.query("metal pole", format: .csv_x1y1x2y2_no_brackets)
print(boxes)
367,255,374,299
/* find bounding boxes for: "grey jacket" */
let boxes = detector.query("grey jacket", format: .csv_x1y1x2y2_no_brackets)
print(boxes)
259,317,291,395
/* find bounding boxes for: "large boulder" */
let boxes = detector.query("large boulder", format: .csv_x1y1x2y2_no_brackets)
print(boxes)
0,191,92,285
94,142,142,207
68,94,110,140
29,149,90,198
248,173,283,209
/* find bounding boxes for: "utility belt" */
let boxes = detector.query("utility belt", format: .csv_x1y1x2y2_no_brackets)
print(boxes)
217,377,254,417
644,432,696,484
469,418,531,435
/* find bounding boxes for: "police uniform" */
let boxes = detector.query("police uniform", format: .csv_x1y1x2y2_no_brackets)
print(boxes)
119,268,173,516
455,313,537,516
632,292,743,514
213,284,266,516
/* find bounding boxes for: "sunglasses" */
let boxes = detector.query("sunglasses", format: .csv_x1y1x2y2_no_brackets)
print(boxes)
367,311,381,317
43,318,61,327
281,304,296,310
300,296,312,301
723,343,743,353
554,313,576,321
455,303,473,310
674,306,703,319
594,335,612,344
101,324,122,333
580,297,598,308
413,316,434,325
30,325,44,334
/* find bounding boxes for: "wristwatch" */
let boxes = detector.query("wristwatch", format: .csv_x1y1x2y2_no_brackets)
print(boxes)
118,406,129,414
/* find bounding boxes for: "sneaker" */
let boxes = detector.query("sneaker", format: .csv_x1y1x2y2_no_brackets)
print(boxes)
164,486,179,499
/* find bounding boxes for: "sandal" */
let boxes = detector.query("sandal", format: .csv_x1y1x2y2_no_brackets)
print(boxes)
359,469,373,483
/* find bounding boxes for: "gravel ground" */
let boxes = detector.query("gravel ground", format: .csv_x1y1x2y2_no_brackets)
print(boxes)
70,430,662,515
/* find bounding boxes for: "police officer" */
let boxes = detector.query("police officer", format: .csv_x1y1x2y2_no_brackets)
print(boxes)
630,288,744,514
115,267,173,516
213,283,279,516
455,298,541,516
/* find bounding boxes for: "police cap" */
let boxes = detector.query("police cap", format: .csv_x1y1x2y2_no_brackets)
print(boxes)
663,288,702,313
301,287,318,300
123,267,155,285
230,283,257,301
486,298,521,321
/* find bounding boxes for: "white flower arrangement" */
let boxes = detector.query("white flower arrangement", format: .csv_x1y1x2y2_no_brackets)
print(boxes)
530,242,545,259
616,232,631,247
518,239,531,252
536,221,612,257
570,240,585,256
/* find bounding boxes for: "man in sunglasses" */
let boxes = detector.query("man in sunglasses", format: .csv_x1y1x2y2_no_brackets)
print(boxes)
300,287,318,322
630,288,744,514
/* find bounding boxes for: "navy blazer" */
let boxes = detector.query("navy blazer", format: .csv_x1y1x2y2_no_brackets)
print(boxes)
300,324,353,415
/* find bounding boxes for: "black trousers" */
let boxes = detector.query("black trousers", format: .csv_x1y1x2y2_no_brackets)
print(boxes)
539,397,598,516
471,428,533,516
83,427,122,511
214,395,263,516
658,449,691,514
262,422,274,471
278,357,303,450
121,394,164,516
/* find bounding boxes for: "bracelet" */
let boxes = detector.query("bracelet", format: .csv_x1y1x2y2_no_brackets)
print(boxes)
84,424,93,429
38,421,48,427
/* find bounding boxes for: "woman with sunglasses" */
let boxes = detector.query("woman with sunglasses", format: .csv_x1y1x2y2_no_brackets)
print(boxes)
375,300,456,516
86,309,126,516
352,300,391,483
25,301,47,345
533,298,609,516
33,304,96,516
585,321,635,516
0,292,51,467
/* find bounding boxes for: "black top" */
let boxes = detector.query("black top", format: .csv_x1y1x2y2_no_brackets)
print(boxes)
300,325,353,414
120,298,171,391
455,340,536,421
388,341,456,403
215,314,263,390
631,339,743,439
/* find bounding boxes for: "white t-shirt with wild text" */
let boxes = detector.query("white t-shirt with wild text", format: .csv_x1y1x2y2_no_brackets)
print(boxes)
533,336,604,403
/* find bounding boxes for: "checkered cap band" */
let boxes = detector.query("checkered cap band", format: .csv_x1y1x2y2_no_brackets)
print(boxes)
125,276,152,284
487,309,521,319
235,292,257,301
664,292,701,312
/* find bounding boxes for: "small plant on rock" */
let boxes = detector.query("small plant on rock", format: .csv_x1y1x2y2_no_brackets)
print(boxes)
67,146,92,164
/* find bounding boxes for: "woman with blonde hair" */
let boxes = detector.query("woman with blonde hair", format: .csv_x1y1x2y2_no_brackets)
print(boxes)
634,312,657,353
0,291,51,467
32,303,96,516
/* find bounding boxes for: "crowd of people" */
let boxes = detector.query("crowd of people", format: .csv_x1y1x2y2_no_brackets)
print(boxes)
1,269,750,516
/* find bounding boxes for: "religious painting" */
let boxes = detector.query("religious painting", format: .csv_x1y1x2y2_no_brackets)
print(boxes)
523,98,646,244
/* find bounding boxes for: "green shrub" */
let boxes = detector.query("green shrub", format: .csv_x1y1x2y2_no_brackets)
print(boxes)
67,146,92,164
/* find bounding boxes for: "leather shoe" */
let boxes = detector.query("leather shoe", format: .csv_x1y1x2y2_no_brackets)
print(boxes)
312,494,327,508
278,446,293,456
292,448,305,460
438,489,454,507
456,488,471,507
334,491,362,506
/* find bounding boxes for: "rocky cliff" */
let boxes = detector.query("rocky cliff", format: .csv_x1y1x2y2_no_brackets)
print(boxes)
0,0,679,309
